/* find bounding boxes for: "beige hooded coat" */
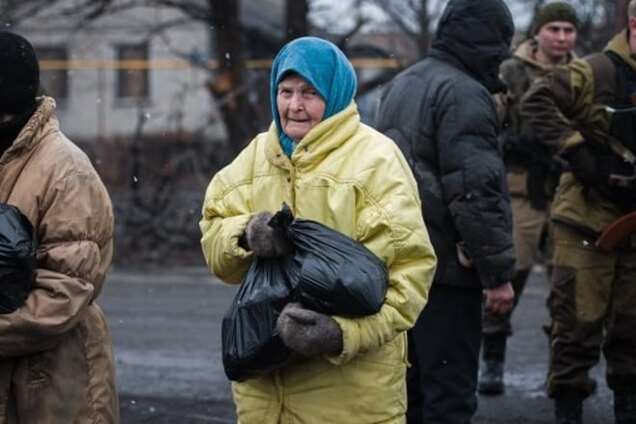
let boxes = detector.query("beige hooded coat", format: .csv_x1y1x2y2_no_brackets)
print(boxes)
0,97,118,423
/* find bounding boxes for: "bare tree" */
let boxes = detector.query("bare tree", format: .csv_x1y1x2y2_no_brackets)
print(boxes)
286,0,309,41
208,0,257,155
365,0,445,57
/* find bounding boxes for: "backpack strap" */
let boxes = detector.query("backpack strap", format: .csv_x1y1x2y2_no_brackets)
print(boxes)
585,52,618,105
584,52,636,164
605,50,631,107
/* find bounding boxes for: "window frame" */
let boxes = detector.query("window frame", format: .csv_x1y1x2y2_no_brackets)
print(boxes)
114,42,151,106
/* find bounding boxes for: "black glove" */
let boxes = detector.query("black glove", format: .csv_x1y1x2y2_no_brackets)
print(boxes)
503,133,535,165
563,143,604,187
276,303,343,357
504,132,557,168
526,155,564,210
244,211,293,258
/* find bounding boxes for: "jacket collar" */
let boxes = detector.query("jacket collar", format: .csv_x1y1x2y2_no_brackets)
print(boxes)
514,38,575,70
265,102,360,170
429,48,468,73
0,96,57,166
606,29,636,71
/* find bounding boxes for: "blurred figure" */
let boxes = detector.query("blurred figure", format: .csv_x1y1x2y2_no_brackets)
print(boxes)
200,36,436,423
374,0,516,422
0,31,118,423
479,1,579,396
522,1,636,422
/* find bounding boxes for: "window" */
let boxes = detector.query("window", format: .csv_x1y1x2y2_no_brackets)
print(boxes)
116,43,149,100
35,46,69,101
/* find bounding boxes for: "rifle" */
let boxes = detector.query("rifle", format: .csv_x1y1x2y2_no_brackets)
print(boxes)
596,211,636,252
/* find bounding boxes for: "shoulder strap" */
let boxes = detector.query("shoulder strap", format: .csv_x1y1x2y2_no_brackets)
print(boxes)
585,52,617,104
605,50,629,106
585,52,635,164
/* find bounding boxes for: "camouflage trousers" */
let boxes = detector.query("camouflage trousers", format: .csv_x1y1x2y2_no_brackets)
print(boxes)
511,196,550,271
547,224,636,397
482,196,550,335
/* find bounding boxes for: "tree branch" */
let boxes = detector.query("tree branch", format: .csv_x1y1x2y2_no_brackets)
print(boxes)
368,0,418,38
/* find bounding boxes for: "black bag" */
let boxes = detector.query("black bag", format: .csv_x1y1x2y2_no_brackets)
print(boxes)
271,204,388,316
221,257,295,382
0,203,37,314
222,204,389,381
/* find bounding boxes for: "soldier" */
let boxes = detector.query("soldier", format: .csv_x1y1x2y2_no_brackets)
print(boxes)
522,2,636,423
479,2,579,396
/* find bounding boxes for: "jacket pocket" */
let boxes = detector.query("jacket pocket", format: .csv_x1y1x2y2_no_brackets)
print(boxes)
548,265,576,325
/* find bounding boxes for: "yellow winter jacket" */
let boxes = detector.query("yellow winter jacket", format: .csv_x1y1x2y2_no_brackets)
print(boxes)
200,102,437,424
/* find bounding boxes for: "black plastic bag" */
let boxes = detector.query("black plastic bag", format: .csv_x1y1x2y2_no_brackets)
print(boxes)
222,257,295,381
270,204,388,316
0,203,37,314
222,205,389,381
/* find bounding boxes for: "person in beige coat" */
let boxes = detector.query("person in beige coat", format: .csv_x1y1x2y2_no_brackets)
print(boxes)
0,31,119,423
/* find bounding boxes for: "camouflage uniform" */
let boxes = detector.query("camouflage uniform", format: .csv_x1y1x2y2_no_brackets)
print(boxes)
483,39,574,338
522,30,636,405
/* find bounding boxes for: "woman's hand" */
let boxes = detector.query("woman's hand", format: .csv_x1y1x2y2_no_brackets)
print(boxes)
244,212,293,257
276,303,343,357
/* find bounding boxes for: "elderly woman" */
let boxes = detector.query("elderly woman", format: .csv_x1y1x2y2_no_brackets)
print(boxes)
200,37,436,424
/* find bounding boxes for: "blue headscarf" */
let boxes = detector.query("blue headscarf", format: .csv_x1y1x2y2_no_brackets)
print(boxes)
270,37,358,157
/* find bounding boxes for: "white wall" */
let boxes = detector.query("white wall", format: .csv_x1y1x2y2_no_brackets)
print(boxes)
15,4,224,142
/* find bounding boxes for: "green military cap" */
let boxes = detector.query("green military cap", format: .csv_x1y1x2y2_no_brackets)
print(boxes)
532,2,579,34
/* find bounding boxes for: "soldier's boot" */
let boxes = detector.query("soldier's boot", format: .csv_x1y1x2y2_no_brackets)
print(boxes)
478,333,506,395
554,391,583,424
615,391,636,424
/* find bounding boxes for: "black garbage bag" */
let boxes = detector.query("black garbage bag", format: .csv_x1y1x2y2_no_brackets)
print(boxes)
222,257,295,381
222,204,389,381
0,204,37,314
269,204,388,316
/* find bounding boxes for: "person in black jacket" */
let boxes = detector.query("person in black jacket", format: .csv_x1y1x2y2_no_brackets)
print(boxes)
374,0,516,422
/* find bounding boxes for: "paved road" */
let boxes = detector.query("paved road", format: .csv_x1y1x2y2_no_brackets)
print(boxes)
100,266,612,423
475,267,611,423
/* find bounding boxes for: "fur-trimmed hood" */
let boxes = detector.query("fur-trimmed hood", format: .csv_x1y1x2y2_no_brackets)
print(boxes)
0,96,57,166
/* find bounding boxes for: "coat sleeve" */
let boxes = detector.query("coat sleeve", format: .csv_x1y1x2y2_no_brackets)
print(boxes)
0,169,113,358
436,82,515,289
498,57,528,132
199,144,257,284
521,59,600,154
326,144,437,365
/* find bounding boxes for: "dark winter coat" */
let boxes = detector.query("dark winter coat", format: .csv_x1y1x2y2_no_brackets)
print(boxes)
374,0,515,290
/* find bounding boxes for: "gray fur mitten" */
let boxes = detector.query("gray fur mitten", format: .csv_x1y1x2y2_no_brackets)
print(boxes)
276,303,343,357
245,211,293,257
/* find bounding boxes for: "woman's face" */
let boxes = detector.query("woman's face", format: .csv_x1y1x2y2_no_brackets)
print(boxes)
276,74,326,142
